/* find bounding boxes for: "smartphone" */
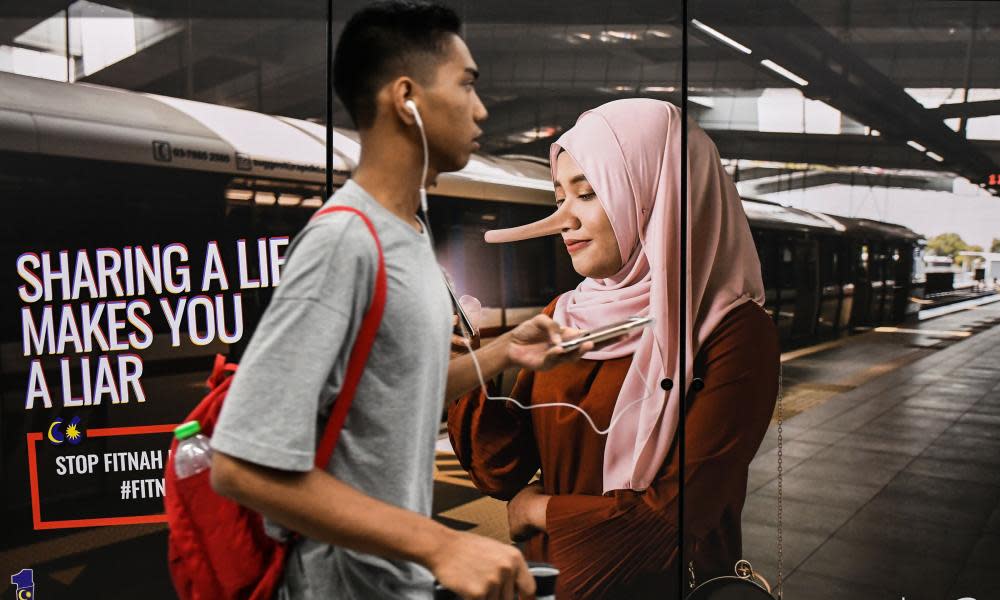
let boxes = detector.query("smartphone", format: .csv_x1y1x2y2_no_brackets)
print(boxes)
558,316,653,351
442,275,476,336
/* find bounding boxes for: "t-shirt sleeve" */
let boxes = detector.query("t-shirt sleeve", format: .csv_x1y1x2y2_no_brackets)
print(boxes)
211,213,377,472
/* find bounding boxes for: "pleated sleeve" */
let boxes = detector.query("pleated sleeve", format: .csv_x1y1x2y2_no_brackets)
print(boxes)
447,370,541,501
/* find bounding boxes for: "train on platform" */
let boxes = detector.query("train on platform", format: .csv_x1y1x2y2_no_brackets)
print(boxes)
0,70,926,400
0,71,927,517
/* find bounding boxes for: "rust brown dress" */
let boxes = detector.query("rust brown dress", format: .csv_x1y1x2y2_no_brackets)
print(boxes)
447,300,780,599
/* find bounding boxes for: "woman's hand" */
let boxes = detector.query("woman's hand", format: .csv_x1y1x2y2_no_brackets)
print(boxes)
507,482,550,542
504,314,592,371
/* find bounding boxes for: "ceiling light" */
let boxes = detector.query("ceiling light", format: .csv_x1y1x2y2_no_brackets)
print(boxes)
302,197,324,208
642,86,676,93
926,151,944,162
278,194,302,206
871,129,881,136
760,59,809,86
906,140,926,152
691,19,752,55
573,32,591,40
647,29,672,39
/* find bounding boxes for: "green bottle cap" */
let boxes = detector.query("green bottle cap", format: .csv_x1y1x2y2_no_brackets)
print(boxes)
174,421,201,440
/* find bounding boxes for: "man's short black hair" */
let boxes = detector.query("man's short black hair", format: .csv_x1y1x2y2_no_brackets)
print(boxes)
333,1,462,129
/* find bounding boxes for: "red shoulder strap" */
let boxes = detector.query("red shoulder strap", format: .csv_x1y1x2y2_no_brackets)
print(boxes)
309,205,388,470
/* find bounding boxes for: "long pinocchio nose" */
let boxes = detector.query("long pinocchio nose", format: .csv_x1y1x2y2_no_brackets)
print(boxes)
484,206,572,243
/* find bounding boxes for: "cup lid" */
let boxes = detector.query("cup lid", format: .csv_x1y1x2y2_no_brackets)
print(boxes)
174,420,201,440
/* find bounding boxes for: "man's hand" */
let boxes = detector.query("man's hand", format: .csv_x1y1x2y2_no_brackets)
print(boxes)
507,482,549,542
451,315,481,357
427,530,536,600
505,314,592,371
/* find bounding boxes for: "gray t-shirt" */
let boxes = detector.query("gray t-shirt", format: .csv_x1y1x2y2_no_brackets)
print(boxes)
212,180,453,600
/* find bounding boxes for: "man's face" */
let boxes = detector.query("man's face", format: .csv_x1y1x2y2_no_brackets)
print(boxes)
419,34,488,174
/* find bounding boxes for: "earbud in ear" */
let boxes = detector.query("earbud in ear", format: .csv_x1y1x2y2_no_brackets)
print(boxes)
404,99,418,118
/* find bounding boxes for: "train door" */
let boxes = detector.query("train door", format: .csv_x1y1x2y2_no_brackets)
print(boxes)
790,238,820,339
836,240,855,332
754,229,781,329
869,242,888,324
890,243,914,322
849,240,873,328
774,236,797,341
817,236,844,338
906,244,926,319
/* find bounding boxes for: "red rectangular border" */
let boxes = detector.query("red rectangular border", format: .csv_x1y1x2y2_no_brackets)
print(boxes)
27,424,177,530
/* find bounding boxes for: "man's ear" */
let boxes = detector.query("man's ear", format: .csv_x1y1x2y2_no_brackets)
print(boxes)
386,76,419,126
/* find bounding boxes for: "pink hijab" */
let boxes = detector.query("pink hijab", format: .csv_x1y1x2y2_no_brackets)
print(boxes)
486,99,764,493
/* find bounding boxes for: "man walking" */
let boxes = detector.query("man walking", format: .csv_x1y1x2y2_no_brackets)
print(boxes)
210,3,589,599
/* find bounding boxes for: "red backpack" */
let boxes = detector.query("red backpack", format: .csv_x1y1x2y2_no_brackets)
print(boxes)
164,206,387,600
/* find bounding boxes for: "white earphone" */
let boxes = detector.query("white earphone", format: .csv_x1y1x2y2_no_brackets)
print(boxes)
404,99,430,216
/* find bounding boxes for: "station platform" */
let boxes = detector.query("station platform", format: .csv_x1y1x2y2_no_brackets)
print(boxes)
432,297,1000,599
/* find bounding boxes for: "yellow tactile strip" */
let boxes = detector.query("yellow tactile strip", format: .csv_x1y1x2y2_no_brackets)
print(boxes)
433,452,511,543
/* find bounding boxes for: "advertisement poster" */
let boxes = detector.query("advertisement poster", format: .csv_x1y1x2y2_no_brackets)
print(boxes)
3,1,1000,599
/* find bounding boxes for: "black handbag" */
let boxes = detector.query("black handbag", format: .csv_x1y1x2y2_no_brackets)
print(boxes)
686,560,775,599
686,576,774,599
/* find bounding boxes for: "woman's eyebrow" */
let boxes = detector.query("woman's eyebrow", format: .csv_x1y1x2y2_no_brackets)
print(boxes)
553,174,590,187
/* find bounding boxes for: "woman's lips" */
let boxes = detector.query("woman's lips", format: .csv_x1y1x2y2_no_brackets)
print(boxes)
565,239,591,254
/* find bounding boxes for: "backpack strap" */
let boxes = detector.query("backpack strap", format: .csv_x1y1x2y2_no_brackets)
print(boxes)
309,205,388,470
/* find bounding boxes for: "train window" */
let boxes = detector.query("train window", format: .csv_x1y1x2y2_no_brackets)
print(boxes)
755,231,778,287
425,195,580,311
426,196,504,306
504,204,580,306
818,237,840,287
507,236,564,306
869,243,886,282
779,243,796,288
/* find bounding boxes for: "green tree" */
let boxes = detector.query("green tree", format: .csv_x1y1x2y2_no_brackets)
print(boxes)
991,238,1000,253
926,232,970,259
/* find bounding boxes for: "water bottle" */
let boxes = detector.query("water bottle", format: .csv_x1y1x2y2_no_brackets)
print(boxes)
174,420,213,478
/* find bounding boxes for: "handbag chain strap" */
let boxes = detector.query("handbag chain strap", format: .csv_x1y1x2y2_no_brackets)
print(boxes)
776,366,784,599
